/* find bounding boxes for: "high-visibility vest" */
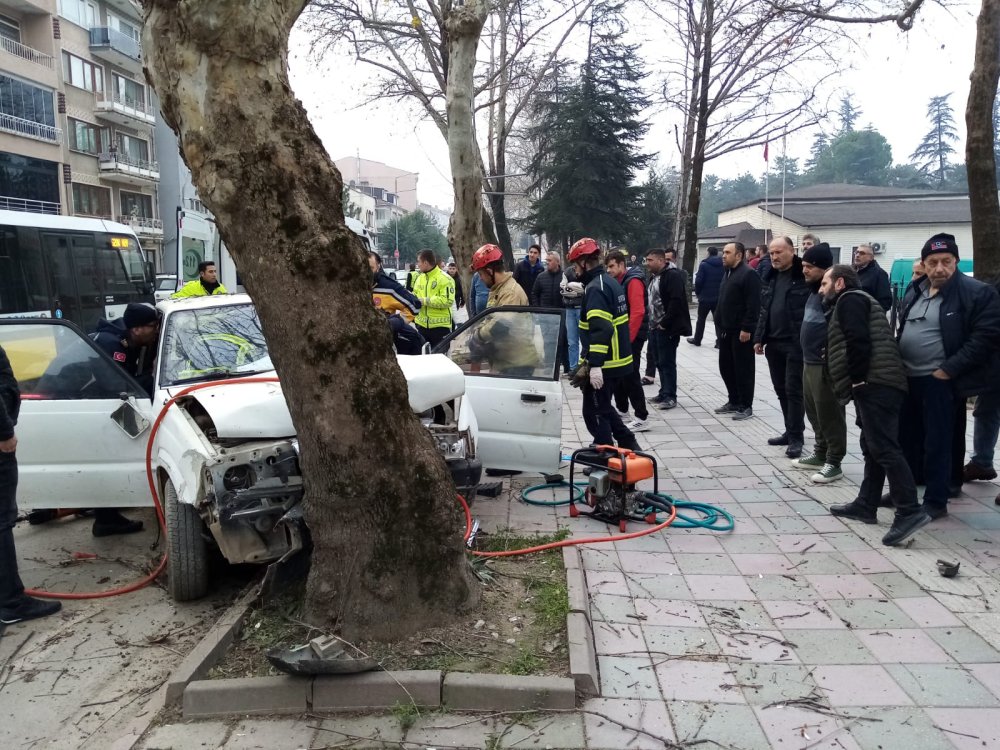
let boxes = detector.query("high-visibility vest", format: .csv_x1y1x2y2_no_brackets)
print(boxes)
413,267,455,330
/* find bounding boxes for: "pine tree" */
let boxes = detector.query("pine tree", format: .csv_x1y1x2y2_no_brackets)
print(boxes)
910,93,959,189
623,170,674,254
526,1,650,244
837,95,862,133
803,132,830,182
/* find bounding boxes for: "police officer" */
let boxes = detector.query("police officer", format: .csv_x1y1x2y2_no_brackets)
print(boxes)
568,238,640,451
171,261,228,298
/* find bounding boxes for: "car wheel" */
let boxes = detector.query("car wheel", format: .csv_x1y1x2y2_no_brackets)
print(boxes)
164,477,209,601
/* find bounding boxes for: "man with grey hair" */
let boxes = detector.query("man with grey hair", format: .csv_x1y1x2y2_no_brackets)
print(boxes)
853,244,892,311
800,233,820,251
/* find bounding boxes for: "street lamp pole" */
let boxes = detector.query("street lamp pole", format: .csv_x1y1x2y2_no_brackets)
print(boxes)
393,172,418,267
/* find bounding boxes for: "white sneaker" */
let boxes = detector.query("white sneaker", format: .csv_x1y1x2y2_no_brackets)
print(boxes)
617,407,630,417
811,464,844,484
627,418,650,433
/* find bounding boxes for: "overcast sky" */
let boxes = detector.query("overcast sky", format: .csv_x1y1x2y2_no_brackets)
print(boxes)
288,2,980,211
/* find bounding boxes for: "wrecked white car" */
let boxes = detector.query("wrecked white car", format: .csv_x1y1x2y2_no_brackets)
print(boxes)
1,295,564,601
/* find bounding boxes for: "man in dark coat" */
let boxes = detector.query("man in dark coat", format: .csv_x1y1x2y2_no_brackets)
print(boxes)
648,250,691,410
715,242,761,420
853,244,893,311
531,251,569,375
687,246,724,347
513,245,544,298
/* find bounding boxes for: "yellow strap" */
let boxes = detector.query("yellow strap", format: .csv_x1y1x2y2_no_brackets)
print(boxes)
578,321,590,330
587,309,613,322
590,344,609,354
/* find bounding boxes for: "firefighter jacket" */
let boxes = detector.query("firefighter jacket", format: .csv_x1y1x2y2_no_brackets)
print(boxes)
413,266,455,330
473,275,537,372
580,265,633,376
171,279,228,299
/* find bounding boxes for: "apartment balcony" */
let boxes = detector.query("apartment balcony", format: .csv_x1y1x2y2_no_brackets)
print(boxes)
0,195,59,214
98,151,159,185
0,0,56,15
89,27,141,68
0,37,57,88
95,91,156,127
0,112,61,144
117,215,163,237
103,0,142,19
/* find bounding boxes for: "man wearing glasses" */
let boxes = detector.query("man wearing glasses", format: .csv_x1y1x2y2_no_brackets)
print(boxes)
853,244,893,312
896,234,1000,519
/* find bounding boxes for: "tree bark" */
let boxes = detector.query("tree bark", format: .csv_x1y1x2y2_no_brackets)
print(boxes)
142,0,477,640
446,1,489,286
966,0,1000,281
681,0,714,278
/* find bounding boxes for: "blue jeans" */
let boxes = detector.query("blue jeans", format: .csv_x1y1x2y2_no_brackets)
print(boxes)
565,307,581,369
652,329,680,400
972,391,1000,469
900,375,957,508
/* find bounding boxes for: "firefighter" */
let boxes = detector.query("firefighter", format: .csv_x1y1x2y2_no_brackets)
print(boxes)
468,244,537,376
171,261,228,298
568,238,640,451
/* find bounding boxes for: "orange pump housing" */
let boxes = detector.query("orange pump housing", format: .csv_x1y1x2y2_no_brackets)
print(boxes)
608,452,655,485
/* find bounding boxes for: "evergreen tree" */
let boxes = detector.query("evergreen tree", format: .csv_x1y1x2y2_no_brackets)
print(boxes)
622,170,674,254
380,210,448,263
837,95,862,133
809,128,893,185
803,132,830,180
526,1,650,245
910,93,959,189
768,156,801,192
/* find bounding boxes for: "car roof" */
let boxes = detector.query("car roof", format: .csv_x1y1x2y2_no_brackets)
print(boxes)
156,292,254,315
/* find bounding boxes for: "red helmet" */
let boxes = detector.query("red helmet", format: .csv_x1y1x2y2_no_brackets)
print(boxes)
471,243,503,271
568,237,600,262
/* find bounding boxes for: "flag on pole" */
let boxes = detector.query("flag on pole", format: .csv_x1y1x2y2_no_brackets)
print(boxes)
763,140,769,162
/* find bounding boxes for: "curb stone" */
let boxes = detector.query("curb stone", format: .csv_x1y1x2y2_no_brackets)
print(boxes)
566,611,599,696
183,675,310,718
313,670,442,711
442,672,577,710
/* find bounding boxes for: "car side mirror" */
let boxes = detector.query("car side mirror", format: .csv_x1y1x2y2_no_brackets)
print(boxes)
110,399,150,439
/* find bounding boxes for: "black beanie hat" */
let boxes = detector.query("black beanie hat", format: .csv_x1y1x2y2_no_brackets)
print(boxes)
123,302,158,329
921,233,960,261
801,242,833,270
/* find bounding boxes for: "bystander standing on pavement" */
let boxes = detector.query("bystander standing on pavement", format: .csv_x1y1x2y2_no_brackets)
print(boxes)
821,265,933,546
468,272,490,318
853,244,893,311
413,250,456,348
606,251,650,432
568,238,639,451
963,275,1000,501
1,343,63,625
561,265,585,373
800,233,819,251
753,244,772,277
641,254,658,386
714,242,760,421
896,234,1000,519
446,261,465,312
513,245,543,298
647,249,691,410
796,243,846,483
754,236,811,458
532,251,569,375
687,246,724,348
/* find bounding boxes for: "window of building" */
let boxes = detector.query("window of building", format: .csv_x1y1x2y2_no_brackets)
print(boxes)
0,14,20,43
107,13,140,42
72,183,111,217
0,74,56,127
68,118,109,155
116,133,149,164
59,0,97,28
120,191,152,219
0,152,59,205
63,52,104,93
112,74,145,109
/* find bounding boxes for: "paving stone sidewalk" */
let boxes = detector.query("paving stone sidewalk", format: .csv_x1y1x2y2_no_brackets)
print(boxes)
137,333,1000,750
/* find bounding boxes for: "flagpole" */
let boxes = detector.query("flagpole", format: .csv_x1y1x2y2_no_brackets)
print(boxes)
763,140,770,240
780,129,787,224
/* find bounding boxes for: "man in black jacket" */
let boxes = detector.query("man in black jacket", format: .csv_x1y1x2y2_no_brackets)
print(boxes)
821,266,932,547
896,234,1000,518
513,245,543,298
688,246,724,348
531,251,569,375
754,236,811,457
647,250,691,410
715,242,761,420
853,244,893,311
1,344,63,625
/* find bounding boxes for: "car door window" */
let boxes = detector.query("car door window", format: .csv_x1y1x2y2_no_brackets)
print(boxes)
1,321,146,400
439,307,563,381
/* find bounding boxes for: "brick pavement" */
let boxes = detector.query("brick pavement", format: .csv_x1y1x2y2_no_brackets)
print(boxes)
137,331,1000,750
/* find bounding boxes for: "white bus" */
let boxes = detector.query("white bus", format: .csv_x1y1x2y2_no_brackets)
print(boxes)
0,211,154,333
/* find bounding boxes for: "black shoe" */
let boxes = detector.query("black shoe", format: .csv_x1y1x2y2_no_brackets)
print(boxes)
768,434,789,446
882,511,933,546
921,503,949,520
786,441,804,459
714,402,737,414
1,596,62,625
830,500,878,524
92,511,144,537
714,342,720,349
686,338,700,346
732,407,753,421
657,399,677,410
948,485,962,499
878,493,893,509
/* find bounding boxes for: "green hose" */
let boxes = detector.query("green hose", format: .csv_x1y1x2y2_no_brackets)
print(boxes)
520,484,734,532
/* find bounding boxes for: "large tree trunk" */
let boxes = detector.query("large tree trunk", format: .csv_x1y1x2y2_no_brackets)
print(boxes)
681,1,714,279
966,0,1000,282
446,1,489,288
142,0,477,640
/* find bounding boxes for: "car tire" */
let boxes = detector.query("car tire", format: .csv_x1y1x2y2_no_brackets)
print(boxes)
164,477,209,601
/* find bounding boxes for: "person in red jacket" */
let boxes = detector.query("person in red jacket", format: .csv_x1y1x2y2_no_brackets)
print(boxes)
606,251,650,432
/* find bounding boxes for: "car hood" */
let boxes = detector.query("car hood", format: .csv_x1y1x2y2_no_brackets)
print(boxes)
183,354,466,439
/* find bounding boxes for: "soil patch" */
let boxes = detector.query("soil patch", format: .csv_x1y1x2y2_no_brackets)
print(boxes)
209,528,571,680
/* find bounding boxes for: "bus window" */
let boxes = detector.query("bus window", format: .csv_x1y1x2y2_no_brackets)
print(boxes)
0,227,50,317
96,240,133,295
111,236,145,282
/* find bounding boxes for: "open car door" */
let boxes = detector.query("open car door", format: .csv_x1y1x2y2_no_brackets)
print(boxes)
436,306,564,474
0,319,153,509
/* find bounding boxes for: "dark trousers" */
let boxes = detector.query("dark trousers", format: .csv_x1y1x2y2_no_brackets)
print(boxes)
718,330,755,410
1,452,25,607
652,330,680,400
644,332,657,377
764,339,805,441
583,377,636,447
899,375,958,508
416,325,450,350
692,300,718,344
855,384,918,514
803,363,847,464
614,335,648,420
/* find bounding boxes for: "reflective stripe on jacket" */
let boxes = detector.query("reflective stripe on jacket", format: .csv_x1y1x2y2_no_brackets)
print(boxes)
413,267,455,329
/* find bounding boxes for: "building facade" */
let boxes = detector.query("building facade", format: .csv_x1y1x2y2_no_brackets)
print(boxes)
334,155,419,212
0,0,162,260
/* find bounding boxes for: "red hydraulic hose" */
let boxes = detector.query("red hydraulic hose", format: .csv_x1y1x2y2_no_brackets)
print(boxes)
26,377,281,600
